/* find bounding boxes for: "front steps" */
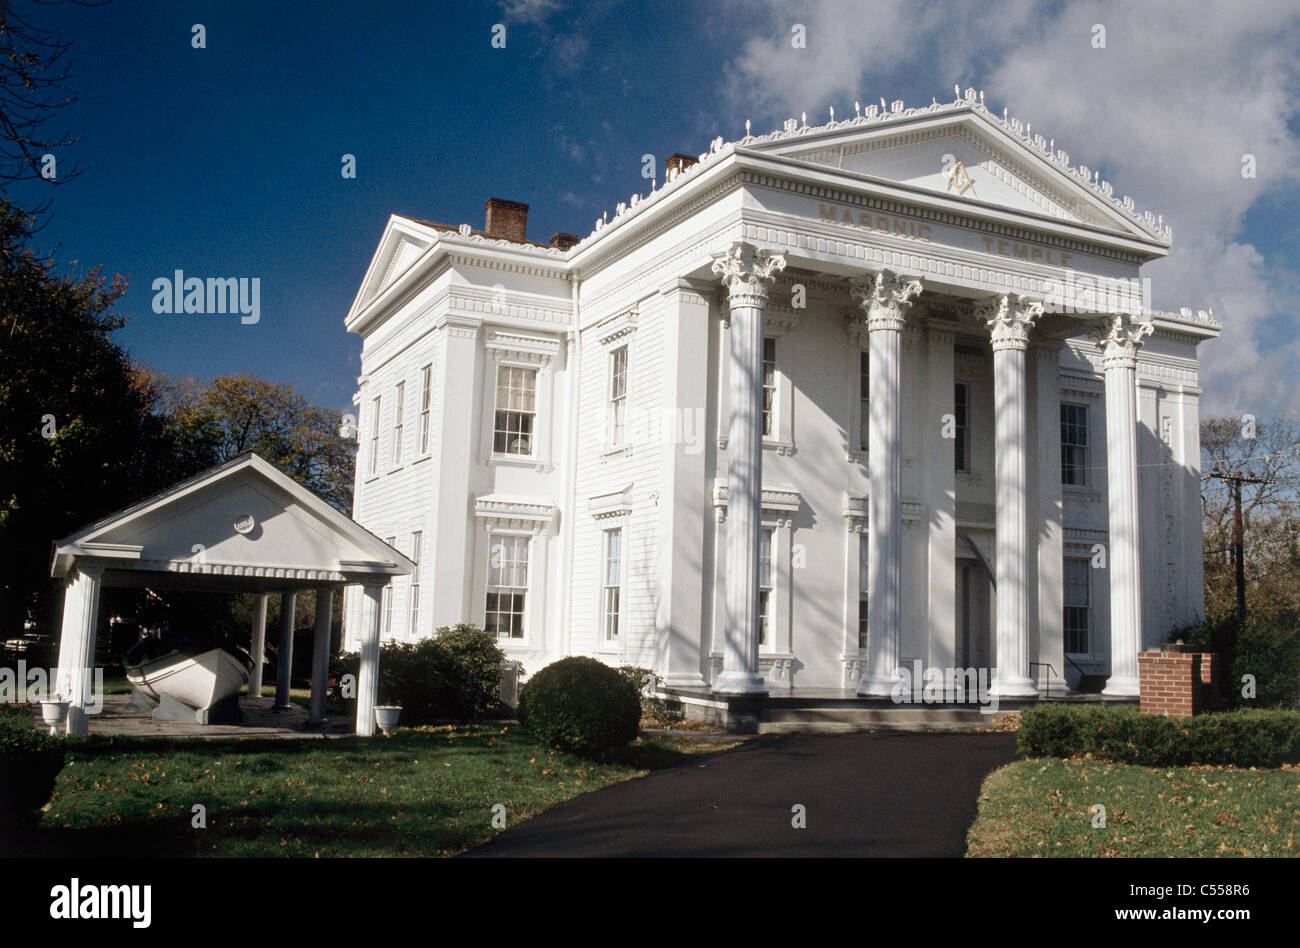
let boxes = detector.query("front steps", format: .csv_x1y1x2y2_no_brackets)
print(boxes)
757,705,1006,734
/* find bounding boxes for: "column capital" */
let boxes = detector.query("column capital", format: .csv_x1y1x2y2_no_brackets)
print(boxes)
1093,312,1154,370
850,269,923,333
978,293,1043,351
711,241,786,307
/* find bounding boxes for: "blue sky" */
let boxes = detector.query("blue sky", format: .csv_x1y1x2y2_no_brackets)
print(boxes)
9,0,1299,419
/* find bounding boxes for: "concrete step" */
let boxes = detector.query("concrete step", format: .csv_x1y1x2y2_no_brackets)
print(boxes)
755,705,1017,733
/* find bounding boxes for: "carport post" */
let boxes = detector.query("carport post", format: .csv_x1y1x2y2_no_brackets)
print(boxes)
309,588,333,724
274,591,296,710
249,593,269,697
54,565,103,735
356,583,384,736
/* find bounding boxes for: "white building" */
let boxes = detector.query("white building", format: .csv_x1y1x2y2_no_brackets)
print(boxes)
342,90,1219,701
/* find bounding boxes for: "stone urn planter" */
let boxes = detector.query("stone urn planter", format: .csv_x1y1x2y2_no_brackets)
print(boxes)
40,700,69,736
374,705,402,736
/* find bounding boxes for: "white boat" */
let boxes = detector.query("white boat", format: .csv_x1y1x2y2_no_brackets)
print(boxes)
125,645,250,710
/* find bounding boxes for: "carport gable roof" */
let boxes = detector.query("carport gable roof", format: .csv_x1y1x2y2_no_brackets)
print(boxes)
50,453,413,587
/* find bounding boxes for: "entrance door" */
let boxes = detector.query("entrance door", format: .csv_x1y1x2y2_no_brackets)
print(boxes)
956,561,992,672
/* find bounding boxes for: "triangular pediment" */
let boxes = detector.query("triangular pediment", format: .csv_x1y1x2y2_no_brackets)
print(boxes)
52,454,412,582
747,107,1167,243
347,216,438,321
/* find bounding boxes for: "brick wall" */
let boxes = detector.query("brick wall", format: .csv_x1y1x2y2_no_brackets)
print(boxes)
1138,645,1219,718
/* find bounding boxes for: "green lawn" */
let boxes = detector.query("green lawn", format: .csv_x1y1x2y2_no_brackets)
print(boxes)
967,757,1300,857
15,722,732,857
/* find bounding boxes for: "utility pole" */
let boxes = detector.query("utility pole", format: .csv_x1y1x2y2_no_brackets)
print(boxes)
1204,468,1271,625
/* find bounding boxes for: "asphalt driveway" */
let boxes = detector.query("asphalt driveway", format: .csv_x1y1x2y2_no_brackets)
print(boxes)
462,730,1021,857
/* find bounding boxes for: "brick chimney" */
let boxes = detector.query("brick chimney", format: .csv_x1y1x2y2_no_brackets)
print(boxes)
665,153,698,177
549,232,580,250
484,198,529,242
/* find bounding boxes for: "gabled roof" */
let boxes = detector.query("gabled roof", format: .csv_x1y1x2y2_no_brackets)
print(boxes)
51,453,412,585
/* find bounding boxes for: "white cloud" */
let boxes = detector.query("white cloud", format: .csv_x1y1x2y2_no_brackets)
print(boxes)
718,0,1300,418
500,0,561,25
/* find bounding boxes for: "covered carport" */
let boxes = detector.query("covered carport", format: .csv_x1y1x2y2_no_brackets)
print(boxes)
49,453,412,736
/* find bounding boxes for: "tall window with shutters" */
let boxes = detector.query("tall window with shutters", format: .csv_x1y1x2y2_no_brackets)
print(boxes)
858,533,869,649
859,351,870,451
758,527,774,646
1061,404,1089,486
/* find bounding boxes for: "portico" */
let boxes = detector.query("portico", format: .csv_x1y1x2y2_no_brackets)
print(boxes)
344,88,1219,707
50,453,412,736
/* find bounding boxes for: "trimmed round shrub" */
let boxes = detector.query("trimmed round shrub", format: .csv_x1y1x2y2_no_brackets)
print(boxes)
0,716,66,828
518,657,641,757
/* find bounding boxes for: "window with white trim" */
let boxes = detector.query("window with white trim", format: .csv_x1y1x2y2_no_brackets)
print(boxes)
382,534,396,637
954,382,970,473
758,527,774,646
369,396,381,476
858,533,869,649
493,365,537,456
409,531,422,636
858,351,870,451
762,338,777,438
419,364,432,455
391,381,405,467
608,345,628,446
486,534,529,638
1061,403,1088,486
1063,557,1090,654
601,527,622,642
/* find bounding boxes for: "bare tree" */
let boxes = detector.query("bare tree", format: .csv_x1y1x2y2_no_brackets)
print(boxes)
0,0,108,189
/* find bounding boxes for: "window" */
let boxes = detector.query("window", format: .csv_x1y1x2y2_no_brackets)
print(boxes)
608,345,628,445
762,338,777,437
493,365,537,456
382,536,396,637
858,534,869,649
486,534,529,638
409,531,422,635
369,396,381,476
858,351,870,451
419,364,432,454
601,527,622,641
392,381,405,466
758,527,774,646
1061,404,1088,486
954,382,969,473
1064,557,1090,654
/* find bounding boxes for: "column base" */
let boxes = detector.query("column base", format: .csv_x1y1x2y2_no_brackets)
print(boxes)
856,674,899,698
663,673,708,690
988,674,1038,698
712,671,768,695
1101,675,1140,697
64,706,90,736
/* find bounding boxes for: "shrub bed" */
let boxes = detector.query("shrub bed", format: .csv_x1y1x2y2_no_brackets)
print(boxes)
0,713,67,828
1018,704,1300,768
518,657,641,758
334,624,505,725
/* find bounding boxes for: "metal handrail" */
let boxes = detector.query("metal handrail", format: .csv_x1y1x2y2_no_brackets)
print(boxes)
1028,661,1058,698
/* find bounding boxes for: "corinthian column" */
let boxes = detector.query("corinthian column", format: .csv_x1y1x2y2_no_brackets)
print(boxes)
979,293,1043,697
851,269,922,696
711,242,786,694
1096,312,1153,696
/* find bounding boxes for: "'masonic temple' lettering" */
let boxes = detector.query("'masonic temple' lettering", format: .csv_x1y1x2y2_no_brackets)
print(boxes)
818,204,931,242
816,203,1075,269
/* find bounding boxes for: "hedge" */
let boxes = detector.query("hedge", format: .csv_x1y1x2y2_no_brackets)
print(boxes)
1018,703,1300,768
0,714,66,829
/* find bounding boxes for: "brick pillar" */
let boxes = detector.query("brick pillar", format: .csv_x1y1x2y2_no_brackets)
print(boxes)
1138,643,1219,718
